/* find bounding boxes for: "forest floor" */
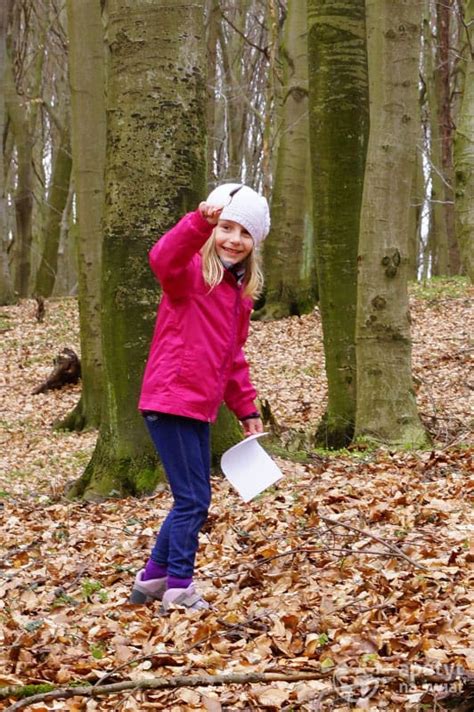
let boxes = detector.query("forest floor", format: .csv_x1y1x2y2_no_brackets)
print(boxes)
0,278,473,711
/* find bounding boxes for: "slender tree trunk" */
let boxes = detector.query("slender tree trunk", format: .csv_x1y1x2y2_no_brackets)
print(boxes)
52,178,76,297
355,0,429,448
60,0,107,432
425,8,450,275
206,0,219,185
434,0,461,274
4,52,34,297
307,0,369,448
70,0,206,499
258,0,316,320
218,1,251,181
454,0,474,283
34,127,72,297
0,0,15,305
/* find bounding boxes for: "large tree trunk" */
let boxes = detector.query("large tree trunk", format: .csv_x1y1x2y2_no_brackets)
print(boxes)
355,0,429,449
70,0,206,500
59,0,107,432
0,0,15,305
307,0,369,447
454,0,474,283
259,0,316,320
34,127,72,298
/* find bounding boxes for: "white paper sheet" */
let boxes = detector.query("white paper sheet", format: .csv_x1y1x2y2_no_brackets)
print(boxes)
220,432,283,502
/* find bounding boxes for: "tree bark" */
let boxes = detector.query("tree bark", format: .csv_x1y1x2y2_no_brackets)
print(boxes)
70,0,206,499
206,0,220,184
0,0,15,305
60,0,107,431
355,0,429,448
34,127,72,297
259,0,317,320
307,0,369,447
454,0,474,283
434,0,461,274
4,50,35,297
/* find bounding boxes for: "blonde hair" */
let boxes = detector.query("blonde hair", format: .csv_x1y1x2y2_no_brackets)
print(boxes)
201,230,264,300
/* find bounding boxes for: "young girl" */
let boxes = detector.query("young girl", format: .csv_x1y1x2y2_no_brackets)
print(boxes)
130,184,270,612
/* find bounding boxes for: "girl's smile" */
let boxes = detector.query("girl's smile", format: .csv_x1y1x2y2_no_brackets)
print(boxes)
215,220,254,264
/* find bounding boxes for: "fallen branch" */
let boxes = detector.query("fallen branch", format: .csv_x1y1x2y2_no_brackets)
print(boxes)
319,516,428,571
3,667,473,710
2,671,332,709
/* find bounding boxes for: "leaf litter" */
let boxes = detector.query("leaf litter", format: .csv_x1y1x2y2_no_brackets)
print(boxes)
0,281,473,710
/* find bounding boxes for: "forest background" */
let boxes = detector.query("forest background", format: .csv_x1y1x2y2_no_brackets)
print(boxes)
0,0,473,710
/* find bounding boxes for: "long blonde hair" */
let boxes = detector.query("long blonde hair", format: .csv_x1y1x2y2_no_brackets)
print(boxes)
201,230,264,299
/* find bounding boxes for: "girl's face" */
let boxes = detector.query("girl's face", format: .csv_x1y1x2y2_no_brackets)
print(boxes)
215,219,254,264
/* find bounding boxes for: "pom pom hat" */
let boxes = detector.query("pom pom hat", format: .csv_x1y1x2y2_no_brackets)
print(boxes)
206,183,270,246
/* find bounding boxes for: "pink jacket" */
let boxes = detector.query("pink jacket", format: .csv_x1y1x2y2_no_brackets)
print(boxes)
139,210,258,423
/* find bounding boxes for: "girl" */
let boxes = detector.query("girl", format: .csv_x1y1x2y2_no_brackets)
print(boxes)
130,184,270,612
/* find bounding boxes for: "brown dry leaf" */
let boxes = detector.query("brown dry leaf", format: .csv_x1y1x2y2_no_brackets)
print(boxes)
0,287,473,711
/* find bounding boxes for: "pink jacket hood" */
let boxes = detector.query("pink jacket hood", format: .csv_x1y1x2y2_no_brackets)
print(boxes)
139,210,258,422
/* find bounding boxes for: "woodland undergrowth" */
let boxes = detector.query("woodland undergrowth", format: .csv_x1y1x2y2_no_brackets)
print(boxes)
0,279,472,711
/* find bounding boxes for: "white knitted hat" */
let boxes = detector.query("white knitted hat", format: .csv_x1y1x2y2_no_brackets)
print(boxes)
206,183,270,246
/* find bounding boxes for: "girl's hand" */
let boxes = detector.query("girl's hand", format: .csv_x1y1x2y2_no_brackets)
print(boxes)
198,201,223,225
242,417,264,437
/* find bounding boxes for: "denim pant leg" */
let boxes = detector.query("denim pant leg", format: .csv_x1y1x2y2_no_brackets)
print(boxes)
144,413,211,579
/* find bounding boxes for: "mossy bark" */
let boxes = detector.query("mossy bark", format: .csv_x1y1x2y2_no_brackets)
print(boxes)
259,0,317,321
307,0,369,447
211,405,243,469
71,0,207,500
454,0,474,284
34,127,73,298
355,0,429,449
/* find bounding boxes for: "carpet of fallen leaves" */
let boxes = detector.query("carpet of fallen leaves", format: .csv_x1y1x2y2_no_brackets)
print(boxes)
0,279,473,711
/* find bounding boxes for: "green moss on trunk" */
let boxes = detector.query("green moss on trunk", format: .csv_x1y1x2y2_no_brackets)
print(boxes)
307,0,369,447
73,1,207,499
262,0,317,319
211,406,242,468
67,432,162,500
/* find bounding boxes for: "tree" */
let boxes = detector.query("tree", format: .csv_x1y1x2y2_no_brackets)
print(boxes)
70,0,207,499
355,0,429,448
433,0,461,275
5,1,47,298
259,0,317,320
0,0,15,305
34,125,72,298
59,0,107,431
454,0,474,283
307,0,369,447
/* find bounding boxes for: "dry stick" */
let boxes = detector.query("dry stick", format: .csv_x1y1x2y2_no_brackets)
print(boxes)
252,542,418,568
3,671,332,710
4,668,473,710
319,516,428,572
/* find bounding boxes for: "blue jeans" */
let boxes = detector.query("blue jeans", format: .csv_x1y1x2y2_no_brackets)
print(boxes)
144,412,211,579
